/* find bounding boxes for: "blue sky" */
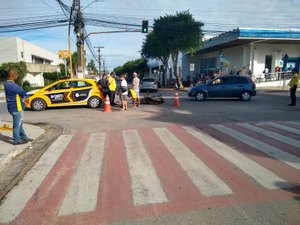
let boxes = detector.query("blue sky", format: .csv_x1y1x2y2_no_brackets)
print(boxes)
1,0,300,71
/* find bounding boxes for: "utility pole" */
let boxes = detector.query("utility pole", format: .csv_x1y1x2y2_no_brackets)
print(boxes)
74,0,84,78
94,46,104,77
103,58,106,74
68,0,75,79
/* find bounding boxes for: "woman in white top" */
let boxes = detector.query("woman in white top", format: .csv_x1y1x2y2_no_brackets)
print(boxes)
119,74,128,110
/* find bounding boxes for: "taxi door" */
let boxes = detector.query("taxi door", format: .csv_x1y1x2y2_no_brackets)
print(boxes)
44,81,72,106
68,81,94,104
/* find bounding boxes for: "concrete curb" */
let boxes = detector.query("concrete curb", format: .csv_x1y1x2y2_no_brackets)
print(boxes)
0,123,63,202
0,123,44,170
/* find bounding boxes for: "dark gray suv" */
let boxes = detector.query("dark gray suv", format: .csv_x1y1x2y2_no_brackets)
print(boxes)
187,75,256,101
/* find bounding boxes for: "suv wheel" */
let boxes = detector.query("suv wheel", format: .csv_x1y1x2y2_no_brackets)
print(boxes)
195,92,206,101
31,98,46,111
240,91,251,101
88,96,102,108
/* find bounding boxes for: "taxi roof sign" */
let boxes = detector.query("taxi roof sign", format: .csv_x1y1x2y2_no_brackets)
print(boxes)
59,50,71,58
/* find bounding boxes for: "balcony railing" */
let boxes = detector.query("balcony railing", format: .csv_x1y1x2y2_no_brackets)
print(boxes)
26,63,59,73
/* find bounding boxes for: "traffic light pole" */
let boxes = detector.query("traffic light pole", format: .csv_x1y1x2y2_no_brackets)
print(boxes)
84,30,142,41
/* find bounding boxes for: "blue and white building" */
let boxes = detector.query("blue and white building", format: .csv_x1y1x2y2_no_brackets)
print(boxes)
182,28,300,80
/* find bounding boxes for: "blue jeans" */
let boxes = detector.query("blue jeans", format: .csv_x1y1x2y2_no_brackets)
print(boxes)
11,111,28,143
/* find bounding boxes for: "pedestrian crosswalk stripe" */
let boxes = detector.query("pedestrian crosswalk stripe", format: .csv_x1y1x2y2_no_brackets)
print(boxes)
210,124,300,171
0,135,73,224
123,130,168,205
265,122,300,136
237,123,300,149
59,133,106,216
183,126,293,190
153,127,233,197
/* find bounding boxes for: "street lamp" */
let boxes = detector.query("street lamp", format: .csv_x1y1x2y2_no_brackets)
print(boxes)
83,0,103,10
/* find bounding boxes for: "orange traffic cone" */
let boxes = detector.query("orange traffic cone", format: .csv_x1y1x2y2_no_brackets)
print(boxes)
173,91,180,107
103,95,112,112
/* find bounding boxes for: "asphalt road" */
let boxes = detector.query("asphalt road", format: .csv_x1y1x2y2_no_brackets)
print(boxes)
0,89,300,225
0,89,299,131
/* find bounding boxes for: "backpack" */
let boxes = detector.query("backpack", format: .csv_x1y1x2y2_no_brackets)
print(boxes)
128,88,137,99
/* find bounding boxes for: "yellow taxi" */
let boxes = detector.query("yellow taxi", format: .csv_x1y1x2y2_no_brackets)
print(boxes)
24,78,105,111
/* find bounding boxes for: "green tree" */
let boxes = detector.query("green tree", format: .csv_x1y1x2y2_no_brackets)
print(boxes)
141,11,204,88
43,72,63,85
87,59,98,74
59,63,67,76
114,66,124,75
141,32,170,86
113,58,148,80
0,61,27,85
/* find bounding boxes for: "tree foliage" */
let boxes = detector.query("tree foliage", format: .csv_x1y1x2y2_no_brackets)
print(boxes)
0,61,27,85
141,11,204,87
87,59,98,74
113,58,148,80
43,72,64,85
59,63,67,76
66,52,78,75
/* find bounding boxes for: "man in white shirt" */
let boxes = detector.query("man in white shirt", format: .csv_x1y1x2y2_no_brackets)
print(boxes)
132,72,140,107
119,74,128,110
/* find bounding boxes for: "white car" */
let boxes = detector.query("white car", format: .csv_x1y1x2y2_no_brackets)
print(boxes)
140,78,158,93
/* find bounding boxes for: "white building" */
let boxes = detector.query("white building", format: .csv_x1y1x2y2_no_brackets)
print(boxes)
146,52,183,86
0,37,60,87
182,28,300,81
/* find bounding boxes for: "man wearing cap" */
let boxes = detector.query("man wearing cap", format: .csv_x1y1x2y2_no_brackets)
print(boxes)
288,69,299,106
132,72,140,107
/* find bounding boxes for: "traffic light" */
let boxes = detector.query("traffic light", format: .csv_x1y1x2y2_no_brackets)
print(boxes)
142,20,148,33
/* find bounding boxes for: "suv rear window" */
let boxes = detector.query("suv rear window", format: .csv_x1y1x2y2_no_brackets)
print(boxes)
143,78,155,82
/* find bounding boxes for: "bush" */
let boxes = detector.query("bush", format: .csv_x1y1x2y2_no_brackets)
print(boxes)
22,80,31,92
0,62,27,85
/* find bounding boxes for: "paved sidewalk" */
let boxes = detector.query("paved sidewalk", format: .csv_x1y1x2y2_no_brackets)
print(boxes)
0,123,44,170
0,91,5,102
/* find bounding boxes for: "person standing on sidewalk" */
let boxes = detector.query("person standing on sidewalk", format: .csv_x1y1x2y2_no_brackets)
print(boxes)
132,72,140,107
119,74,128,110
288,69,299,106
4,69,32,145
108,72,117,106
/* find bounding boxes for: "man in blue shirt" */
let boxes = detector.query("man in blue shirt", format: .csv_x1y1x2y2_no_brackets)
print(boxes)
4,69,32,145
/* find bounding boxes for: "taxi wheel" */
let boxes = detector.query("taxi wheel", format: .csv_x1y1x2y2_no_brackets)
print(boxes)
88,96,102,108
31,98,46,111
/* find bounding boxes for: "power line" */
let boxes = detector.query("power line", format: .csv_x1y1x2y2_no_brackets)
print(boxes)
39,0,61,14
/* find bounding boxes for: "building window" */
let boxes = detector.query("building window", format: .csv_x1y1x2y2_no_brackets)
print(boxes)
21,51,24,58
32,55,44,64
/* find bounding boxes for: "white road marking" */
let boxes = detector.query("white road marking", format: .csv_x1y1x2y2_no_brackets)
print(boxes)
59,133,106,216
238,123,300,149
123,130,168,205
172,109,192,115
0,135,73,224
183,126,293,189
153,127,233,197
265,122,300,136
210,124,300,171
